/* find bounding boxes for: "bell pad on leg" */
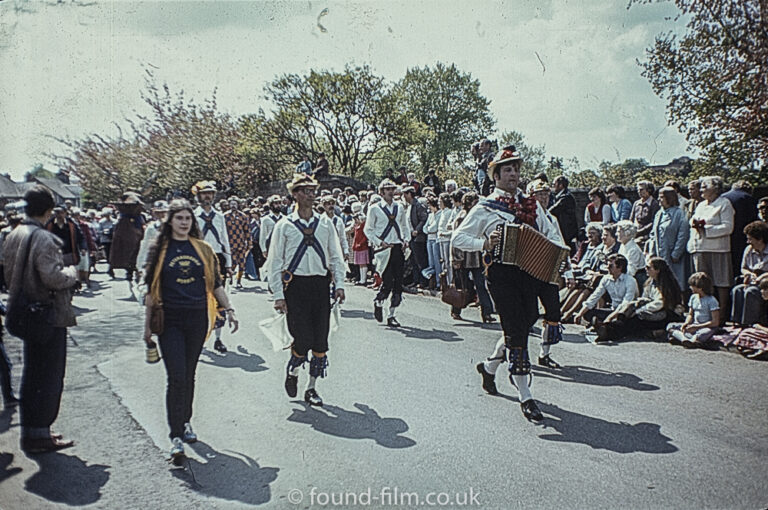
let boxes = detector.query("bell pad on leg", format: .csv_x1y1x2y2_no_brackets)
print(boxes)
287,354,307,374
309,356,329,378
507,347,531,376
542,322,563,346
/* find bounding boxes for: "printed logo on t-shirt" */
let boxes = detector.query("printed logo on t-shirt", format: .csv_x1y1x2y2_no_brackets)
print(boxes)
169,255,202,285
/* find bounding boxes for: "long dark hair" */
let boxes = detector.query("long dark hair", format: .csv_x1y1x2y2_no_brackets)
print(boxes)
646,257,682,311
144,199,202,286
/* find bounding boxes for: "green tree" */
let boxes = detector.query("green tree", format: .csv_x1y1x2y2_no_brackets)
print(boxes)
395,63,495,172
638,0,767,175
262,65,406,178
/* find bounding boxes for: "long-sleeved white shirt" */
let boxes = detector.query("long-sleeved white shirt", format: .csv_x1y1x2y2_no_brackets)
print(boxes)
135,220,162,271
584,272,639,310
194,206,231,267
259,212,284,253
619,239,645,277
266,211,346,301
451,188,565,254
329,214,349,256
364,200,410,249
437,206,454,242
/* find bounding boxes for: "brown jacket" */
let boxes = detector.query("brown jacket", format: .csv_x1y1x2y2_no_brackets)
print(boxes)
4,221,78,327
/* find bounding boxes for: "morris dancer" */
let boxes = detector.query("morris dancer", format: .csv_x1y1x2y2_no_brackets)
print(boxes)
527,178,575,368
191,180,231,354
268,174,346,407
364,179,410,328
453,146,565,422
259,195,285,289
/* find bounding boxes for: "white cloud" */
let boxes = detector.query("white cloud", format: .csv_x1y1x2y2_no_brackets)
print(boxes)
0,0,691,179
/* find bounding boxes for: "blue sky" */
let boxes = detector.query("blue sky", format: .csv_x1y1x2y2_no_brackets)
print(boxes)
0,0,690,179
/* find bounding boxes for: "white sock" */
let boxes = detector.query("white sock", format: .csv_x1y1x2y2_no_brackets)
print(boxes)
511,374,533,403
388,307,396,319
289,365,300,377
540,344,551,358
359,266,367,282
307,376,316,390
483,336,506,373
215,328,222,340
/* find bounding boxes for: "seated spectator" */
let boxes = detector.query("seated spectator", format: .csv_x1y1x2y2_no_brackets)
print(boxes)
667,272,720,348
607,185,632,222
731,278,768,359
648,186,689,290
630,180,660,245
584,187,612,225
561,224,620,322
731,221,768,326
689,175,735,325
573,254,639,330
758,197,768,222
572,222,604,272
591,257,684,341
615,220,646,283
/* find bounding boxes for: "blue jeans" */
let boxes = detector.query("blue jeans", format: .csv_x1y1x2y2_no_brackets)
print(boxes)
422,239,442,288
245,252,260,280
159,308,207,439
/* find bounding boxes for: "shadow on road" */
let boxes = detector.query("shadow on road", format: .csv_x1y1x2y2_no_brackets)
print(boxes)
24,453,110,505
199,346,269,373
0,453,22,483
340,309,375,320
0,407,15,434
388,325,463,343
533,365,660,391
287,402,416,449
537,403,678,454
174,441,278,505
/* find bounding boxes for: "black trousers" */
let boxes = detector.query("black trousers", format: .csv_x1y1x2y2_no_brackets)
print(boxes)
486,264,539,349
21,327,67,432
159,308,207,439
375,245,405,305
533,279,561,323
410,241,428,286
285,275,331,356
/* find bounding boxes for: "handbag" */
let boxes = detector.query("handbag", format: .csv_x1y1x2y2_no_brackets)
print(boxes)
149,302,164,334
5,229,56,343
440,271,470,309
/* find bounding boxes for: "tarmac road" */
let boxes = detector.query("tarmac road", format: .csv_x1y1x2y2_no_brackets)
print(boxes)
0,270,766,509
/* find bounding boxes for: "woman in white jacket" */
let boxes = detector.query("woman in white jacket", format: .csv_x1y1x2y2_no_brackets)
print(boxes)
436,193,455,286
688,176,735,324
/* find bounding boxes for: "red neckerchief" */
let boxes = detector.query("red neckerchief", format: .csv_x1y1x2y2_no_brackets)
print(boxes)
494,193,538,226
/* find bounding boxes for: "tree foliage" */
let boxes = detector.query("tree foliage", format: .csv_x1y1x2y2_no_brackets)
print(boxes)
395,63,495,172
638,0,767,175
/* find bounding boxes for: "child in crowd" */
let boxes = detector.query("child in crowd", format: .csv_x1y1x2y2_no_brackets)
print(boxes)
667,272,720,348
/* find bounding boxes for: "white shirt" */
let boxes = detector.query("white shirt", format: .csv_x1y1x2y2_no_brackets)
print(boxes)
451,188,566,254
135,220,162,271
584,272,639,310
437,206,454,241
329,214,349,256
424,210,441,241
259,212,284,253
194,206,231,267
364,200,410,248
619,239,645,277
266,211,346,301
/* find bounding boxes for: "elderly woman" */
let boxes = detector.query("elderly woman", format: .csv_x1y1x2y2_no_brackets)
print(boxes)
648,186,689,290
615,220,646,285
688,175,735,323
630,180,660,244
731,221,768,326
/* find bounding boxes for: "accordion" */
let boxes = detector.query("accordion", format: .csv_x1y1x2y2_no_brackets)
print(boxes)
490,223,570,284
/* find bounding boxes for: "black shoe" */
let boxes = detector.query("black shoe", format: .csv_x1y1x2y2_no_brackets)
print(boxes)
482,315,496,324
537,354,562,369
304,388,323,407
387,317,401,328
475,363,498,395
374,303,383,323
3,396,19,409
285,374,298,398
214,340,227,353
521,399,543,422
